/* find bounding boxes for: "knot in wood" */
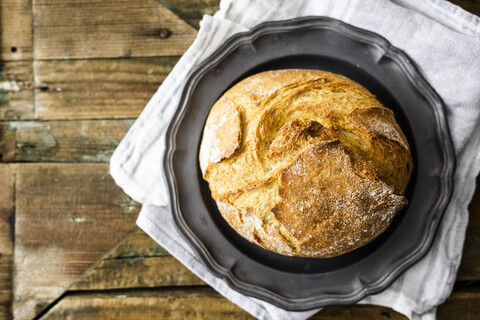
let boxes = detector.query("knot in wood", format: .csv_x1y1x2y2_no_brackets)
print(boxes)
158,28,172,39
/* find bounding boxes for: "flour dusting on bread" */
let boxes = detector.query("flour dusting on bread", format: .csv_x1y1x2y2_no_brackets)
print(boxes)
199,98,241,173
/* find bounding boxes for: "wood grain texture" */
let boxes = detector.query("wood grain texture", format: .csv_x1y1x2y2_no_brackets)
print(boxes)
0,60,34,120
0,120,133,162
40,288,252,320
157,0,220,28
71,230,204,290
0,165,16,320
0,0,33,61
33,0,197,60
34,57,178,120
13,163,140,320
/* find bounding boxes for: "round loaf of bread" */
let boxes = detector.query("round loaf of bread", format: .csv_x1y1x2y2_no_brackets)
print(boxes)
199,69,412,258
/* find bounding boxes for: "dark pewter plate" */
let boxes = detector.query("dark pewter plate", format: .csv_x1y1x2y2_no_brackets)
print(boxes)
163,16,455,310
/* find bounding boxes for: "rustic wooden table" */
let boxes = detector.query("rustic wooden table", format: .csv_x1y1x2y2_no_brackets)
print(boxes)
0,0,479,319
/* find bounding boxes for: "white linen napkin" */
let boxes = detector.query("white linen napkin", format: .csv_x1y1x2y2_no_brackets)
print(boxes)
110,0,480,319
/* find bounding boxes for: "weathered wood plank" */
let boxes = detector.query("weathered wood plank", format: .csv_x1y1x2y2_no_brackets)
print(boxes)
0,0,33,61
157,0,220,28
41,288,252,320
34,57,177,120
38,286,480,320
13,163,140,320
33,0,197,60
0,120,133,162
0,61,35,120
71,255,204,291
70,230,204,291
458,175,480,281
102,229,169,259
0,165,16,320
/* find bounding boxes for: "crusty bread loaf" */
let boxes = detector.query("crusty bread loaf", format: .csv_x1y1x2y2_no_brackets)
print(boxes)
199,69,412,258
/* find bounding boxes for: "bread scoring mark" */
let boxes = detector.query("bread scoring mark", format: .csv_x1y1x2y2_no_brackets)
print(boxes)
265,119,332,158
201,69,413,258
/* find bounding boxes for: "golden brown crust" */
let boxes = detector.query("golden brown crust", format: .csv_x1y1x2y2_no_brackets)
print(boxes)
200,69,413,258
